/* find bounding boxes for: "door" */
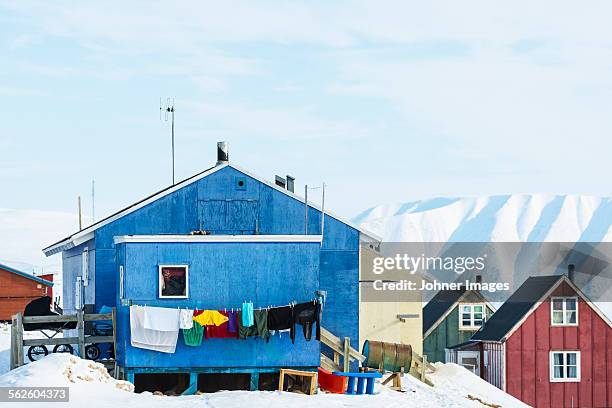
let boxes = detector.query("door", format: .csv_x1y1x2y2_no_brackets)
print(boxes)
457,351,480,376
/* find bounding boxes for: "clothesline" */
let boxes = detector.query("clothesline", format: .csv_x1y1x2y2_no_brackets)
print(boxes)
137,298,322,312
129,298,322,354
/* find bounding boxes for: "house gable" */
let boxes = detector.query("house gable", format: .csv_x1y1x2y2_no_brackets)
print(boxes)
504,280,612,407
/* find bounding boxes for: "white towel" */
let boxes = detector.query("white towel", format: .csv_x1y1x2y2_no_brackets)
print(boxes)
130,306,179,353
143,306,180,332
179,309,194,329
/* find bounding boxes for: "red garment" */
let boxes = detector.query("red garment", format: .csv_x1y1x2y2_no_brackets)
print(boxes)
204,310,238,339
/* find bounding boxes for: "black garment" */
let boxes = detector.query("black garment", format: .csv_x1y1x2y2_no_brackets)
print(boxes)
267,305,294,343
293,301,321,342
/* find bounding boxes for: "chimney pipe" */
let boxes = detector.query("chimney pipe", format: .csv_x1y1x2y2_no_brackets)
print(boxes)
286,175,295,193
217,141,229,165
568,264,575,283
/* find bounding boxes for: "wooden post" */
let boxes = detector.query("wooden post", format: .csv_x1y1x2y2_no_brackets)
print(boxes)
421,355,427,382
250,372,259,391
15,313,24,368
111,307,117,359
343,337,350,373
333,351,340,367
278,369,285,391
77,310,85,358
10,315,16,370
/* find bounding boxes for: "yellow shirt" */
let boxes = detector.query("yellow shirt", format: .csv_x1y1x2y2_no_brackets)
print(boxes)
192,310,229,327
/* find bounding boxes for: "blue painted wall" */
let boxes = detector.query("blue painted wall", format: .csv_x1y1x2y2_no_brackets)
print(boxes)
115,241,320,368
60,165,360,367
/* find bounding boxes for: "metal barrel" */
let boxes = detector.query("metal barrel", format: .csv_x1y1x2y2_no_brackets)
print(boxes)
362,340,412,372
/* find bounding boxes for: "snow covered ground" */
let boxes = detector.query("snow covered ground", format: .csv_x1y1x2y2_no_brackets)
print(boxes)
0,325,527,408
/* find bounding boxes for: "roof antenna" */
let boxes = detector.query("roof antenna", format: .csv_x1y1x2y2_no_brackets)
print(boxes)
91,179,95,224
160,97,176,184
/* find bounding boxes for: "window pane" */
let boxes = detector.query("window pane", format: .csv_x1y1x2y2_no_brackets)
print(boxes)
552,311,564,324
552,299,564,311
554,366,564,378
566,353,576,365
567,366,577,378
462,305,471,313
462,318,472,326
473,319,483,326
566,311,577,324
474,305,483,313
565,298,577,311
553,353,564,365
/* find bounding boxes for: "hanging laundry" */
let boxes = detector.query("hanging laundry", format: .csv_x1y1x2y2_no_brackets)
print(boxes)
293,301,321,341
226,310,238,334
254,309,269,340
241,301,254,327
130,305,179,353
237,310,258,339
267,305,294,342
205,310,238,339
183,322,204,346
179,309,194,330
193,310,229,327
143,306,180,332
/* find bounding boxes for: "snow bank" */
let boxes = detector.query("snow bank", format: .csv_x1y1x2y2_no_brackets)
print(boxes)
427,363,528,408
0,353,133,391
0,326,527,407
0,354,527,408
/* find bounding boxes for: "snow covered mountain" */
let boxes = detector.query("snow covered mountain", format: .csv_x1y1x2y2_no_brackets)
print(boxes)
354,194,612,242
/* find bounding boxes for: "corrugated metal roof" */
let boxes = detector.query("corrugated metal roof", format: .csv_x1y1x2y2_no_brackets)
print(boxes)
471,275,563,342
0,262,54,286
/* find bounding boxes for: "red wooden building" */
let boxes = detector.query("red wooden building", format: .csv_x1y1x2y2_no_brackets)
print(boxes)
0,262,54,320
447,275,612,408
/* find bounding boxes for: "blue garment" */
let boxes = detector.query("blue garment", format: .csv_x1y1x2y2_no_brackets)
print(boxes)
242,302,254,327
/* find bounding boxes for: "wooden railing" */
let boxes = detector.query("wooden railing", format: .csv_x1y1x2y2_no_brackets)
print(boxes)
10,309,116,370
410,351,435,386
319,326,365,372
320,326,435,386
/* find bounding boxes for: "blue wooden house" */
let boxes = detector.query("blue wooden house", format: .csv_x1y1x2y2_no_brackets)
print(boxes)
43,143,379,392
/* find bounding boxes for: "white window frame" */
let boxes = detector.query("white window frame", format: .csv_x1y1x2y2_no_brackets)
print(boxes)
550,296,579,326
459,303,486,330
457,350,480,376
549,351,580,382
158,264,189,299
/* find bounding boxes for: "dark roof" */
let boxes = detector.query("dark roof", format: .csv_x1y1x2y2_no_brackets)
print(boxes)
423,285,468,334
0,262,54,286
471,275,564,342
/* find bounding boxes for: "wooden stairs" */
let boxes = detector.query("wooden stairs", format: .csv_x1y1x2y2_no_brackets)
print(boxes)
319,326,435,386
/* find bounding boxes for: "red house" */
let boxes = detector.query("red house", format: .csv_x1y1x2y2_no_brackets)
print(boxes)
0,262,54,320
447,275,612,408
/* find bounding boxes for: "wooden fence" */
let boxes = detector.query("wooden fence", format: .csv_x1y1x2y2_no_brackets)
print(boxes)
10,309,116,370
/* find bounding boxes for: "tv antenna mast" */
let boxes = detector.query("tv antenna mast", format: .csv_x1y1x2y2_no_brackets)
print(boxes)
160,97,176,184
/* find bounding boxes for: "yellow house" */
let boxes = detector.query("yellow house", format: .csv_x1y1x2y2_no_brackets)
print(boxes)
358,245,423,355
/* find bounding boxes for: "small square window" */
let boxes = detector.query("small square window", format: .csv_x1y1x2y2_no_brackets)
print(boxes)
551,297,579,326
550,351,580,382
159,265,189,298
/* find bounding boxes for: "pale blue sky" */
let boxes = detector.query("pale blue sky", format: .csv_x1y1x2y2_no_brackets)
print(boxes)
1,1,612,220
